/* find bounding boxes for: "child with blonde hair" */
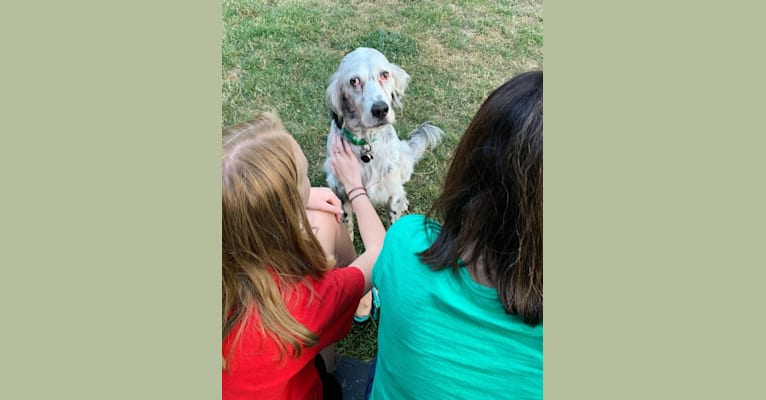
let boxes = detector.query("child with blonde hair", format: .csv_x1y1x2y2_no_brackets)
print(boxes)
222,112,384,399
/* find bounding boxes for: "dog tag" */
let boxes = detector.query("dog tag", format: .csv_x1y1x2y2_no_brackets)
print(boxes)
360,143,373,163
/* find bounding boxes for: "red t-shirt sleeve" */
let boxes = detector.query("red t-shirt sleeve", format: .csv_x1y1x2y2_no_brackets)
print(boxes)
293,266,365,348
223,267,365,400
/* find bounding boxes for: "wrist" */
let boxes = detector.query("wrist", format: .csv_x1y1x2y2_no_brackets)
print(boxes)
348,191,369,204
345,185,365,198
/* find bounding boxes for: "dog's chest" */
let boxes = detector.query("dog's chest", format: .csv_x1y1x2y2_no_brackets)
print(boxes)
364,182,394,206
359,156,403,204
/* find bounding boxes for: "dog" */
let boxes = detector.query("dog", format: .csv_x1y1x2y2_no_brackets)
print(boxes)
323,47,444,238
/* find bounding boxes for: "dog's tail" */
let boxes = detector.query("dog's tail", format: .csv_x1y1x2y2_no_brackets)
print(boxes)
407,122,444,161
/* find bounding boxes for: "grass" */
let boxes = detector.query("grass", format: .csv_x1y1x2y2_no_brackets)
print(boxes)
222,0,543,361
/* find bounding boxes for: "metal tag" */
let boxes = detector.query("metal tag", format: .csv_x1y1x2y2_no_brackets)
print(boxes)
360,143,373,163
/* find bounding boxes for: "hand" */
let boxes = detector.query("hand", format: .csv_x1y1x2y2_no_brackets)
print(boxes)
306,187,343,223
329,133,363,191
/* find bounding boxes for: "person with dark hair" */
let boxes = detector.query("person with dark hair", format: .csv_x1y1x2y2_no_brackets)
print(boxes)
367,71,544,399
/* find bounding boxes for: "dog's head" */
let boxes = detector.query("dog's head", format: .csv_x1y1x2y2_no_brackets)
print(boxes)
326,47,410,133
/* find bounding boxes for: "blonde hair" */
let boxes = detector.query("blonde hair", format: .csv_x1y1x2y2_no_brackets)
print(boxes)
222,112,332,369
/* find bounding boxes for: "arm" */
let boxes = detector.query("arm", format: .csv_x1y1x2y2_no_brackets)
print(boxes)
328,134,386,293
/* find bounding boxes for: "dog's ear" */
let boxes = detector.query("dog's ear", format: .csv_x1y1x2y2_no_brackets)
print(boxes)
389,63,410,109
326,71,344,126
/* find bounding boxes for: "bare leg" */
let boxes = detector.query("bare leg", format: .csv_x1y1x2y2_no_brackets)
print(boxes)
306,208,355,267
307,208,375,321
306,208,355,373
356,291,373,318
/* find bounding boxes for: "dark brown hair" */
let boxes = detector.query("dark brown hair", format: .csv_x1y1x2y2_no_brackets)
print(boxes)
419,71,543,326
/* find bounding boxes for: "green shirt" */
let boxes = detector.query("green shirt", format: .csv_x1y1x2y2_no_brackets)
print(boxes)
371,215,543,400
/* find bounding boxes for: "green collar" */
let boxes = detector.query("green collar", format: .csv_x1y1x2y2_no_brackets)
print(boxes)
341,127,372,146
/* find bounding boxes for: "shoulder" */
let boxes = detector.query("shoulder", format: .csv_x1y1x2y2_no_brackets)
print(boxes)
373,215,442,289
313,266,364,294
389,213,425,231
293,268,364,345
380,214,440,258
298,268,364,317
387,214,438,240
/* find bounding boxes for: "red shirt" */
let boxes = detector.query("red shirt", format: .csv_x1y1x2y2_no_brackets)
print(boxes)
222,267,364,400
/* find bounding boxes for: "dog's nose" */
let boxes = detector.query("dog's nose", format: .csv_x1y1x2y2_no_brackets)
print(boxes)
371,101,389,119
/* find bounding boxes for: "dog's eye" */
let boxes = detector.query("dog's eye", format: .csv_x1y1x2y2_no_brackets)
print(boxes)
349,78,360,87
380,71,389,81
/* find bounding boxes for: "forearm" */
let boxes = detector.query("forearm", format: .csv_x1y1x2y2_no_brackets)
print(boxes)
327,132,384,292
350,193,385,254
347,191,385,293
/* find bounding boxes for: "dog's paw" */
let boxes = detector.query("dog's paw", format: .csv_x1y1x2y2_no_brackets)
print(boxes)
341,211,349,225
345,221,355,242
388,197,409,226
387,210,401,225
343,203,355,242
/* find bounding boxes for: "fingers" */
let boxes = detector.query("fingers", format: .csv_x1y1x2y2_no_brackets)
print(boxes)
307,187,344,224
323,191,343,222
329,136,339,174
312,188,342,209
330,137,349,170
329,132,363,191
332,204,342,224
331,133,352,157
322,203,343,221
340,135,349,154
332,133,344,155
326,190,342,209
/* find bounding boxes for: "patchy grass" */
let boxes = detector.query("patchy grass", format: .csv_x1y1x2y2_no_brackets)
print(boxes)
223,0,543,361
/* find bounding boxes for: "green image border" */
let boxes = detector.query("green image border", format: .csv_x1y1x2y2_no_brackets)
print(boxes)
2,0,764,398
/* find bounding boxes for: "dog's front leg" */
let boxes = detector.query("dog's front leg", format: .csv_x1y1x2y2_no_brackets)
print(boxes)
387,192,409,226
342,200,355,242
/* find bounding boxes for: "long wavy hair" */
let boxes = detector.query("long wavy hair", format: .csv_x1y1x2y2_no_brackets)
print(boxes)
222,113,333,369
419,71,543,326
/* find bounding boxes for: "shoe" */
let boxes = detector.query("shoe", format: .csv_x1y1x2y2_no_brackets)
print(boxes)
354,287,380,323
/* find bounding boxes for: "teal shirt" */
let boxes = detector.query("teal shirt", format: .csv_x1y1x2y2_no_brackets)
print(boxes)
371,215,543,400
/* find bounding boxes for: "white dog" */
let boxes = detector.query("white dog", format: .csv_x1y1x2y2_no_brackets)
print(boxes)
323,47,444,237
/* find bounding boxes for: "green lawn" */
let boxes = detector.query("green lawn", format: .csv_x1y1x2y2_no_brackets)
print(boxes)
222,0,543,360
